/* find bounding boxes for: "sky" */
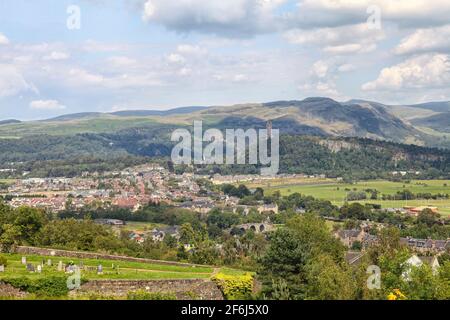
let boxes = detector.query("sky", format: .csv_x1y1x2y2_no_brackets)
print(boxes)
1,0,450,120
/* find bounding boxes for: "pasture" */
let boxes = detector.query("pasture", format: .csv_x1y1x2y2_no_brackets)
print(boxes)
263,179,450,216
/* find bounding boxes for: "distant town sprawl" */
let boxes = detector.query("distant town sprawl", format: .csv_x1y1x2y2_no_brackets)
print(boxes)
0,164,448,251
2,165,323,214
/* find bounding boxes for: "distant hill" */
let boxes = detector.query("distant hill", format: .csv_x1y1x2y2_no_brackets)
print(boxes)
46,112,104,122
0,119,21,126
0,97,448,148
197,97,426,145
45,106,209,122
405,101,450,113
111,106,208,117
412,112,450,133
1,96,450,178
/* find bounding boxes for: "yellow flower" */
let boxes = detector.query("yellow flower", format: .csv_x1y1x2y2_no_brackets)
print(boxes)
393,289,407,300
387,293,397,300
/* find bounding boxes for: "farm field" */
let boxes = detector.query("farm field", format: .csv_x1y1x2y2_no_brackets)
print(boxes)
0,253,247,281
0,179,15,184
264,180,450,216
120,221,167,232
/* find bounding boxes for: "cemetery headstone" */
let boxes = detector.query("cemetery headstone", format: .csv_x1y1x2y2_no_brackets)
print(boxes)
47,259,52,266
57,261,63,272
37,265,42,273
21,257,27,265
97,264,103,275
26,264,35,272
0,265,5,272
66,265,75,274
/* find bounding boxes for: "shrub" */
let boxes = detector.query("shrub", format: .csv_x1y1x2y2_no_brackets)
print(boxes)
2,276,69,297
127,290,176,300
212,273,253,300
0,255,7,267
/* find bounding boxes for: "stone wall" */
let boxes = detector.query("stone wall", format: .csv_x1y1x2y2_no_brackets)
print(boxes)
16,246,208,268
71,279,224,300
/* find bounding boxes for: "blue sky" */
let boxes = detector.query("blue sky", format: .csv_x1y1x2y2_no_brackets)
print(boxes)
1,0,450,120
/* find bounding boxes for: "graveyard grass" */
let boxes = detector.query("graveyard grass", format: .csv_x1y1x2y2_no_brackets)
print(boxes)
0,253,246,281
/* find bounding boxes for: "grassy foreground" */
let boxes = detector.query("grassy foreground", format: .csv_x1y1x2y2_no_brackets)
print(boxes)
0,253,246,281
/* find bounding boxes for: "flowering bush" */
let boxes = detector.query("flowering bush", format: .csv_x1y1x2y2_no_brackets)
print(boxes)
212,273,253,300
387,289,407,300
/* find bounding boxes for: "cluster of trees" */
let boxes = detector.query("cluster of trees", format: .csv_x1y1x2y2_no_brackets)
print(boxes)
221,184,252,199
258,214,450,300
346,191,369,201
2,132,450,179
339,203,450,240
0,201,136,254
1,199,268,267
381,190,449,201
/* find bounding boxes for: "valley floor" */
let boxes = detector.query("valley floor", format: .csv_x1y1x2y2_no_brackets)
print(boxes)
260,179,450,216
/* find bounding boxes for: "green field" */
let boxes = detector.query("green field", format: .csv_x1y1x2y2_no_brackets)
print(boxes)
0,253,246,281
0,117,168,138
264,179,450,216
0,179,15,184
120,221,167,232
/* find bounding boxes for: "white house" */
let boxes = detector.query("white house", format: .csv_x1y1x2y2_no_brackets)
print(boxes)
402,255,440,280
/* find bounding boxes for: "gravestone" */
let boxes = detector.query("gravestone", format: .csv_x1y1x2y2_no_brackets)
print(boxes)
26,264,35,272
66,265,75,274
97,264,103,275
57,261,63,272
0,265,4,272
21,257,27,265
47,259,52,266
37,265,42,273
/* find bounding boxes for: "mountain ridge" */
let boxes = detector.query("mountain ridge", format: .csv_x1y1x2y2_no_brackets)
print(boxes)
1,97,449,148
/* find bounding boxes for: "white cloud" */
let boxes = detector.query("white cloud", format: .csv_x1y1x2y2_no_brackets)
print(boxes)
30,100,66,110
43,51,70,61
298,82,344,100
362,54,450,91
213,73,250,83
167,53,186,64
0,64,35,97
82,40,128,53
0,33,9,45
139,0,450,38
176,44,207,56
178,67,192,76
68,68,105,85
311,60,329,78
141,0,286,37
395,25,450,55
285,24,385,54
107,56,137,68
337,63,355,72
233,74,249,82
66,68,162,89
294,0,450,29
